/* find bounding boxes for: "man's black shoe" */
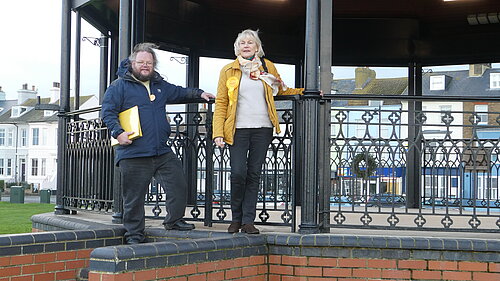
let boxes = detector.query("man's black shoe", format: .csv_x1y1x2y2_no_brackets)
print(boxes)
164,219,195,231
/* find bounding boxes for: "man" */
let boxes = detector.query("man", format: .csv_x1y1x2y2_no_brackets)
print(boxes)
101,43,215,244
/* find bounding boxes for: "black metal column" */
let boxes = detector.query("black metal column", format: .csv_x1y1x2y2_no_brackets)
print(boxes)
298,0,321,234
186,51,200,206
132,0,145,46
55,0,72,215
318,0,333,233
407,63,423,208
99,34,109,104
118,0,131,61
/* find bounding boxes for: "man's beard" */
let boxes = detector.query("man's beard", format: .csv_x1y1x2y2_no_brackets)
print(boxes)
132,68,154,82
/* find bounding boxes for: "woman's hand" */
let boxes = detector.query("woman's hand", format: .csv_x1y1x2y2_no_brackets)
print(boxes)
214,137,225,148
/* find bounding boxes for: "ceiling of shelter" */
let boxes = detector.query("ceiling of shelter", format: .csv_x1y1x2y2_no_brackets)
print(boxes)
78,0,500,66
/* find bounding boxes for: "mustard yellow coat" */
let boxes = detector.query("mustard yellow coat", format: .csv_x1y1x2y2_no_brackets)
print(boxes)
213,58,303,145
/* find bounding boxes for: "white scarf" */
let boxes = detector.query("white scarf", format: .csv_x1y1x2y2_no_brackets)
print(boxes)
237,55,288,96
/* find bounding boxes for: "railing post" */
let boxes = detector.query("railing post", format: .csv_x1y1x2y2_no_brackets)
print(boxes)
55,0,72,215
186,51,200,206
407,63,423,208
299,0,321,234
204,102,214,226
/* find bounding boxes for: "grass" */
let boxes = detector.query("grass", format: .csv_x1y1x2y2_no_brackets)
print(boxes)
0,202,55,234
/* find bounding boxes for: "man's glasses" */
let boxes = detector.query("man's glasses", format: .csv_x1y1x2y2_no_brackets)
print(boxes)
134,61,154,67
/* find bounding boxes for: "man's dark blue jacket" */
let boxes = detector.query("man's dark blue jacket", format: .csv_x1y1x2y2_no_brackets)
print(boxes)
101,59,204,164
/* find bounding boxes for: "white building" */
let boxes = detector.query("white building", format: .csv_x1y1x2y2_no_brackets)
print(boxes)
0,83,98,191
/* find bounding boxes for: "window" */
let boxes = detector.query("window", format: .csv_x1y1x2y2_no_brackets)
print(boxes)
490,73,500,89
0,159,3,175
7,129,13,146
430,75,445,90
369,100,383,107
475,104,488,125
41,158,47,176
41,128,48,146
21,129,27,147
0,129,4,146
355,119,364,138
43,110,55,117
11,106,29,118
31,158,38,176
6,159,12,176
32,128,39,145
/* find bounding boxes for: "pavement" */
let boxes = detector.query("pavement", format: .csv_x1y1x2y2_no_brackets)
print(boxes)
0,194,56,204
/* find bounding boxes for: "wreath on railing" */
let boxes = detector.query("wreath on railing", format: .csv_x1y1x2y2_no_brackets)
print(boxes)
351,152,377,179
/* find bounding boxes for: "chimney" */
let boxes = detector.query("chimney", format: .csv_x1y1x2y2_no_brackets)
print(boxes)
0,86,5,101
17,83,37,105
49,82,61,103
355,67,376,89
469,63,491,77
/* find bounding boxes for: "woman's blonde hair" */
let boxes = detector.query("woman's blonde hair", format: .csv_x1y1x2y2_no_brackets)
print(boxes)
233,29,265,58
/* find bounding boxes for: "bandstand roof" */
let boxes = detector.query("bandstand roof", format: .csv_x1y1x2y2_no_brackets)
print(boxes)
76,0,500,66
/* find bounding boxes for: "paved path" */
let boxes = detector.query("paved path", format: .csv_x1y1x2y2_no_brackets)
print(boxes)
1,194,56,204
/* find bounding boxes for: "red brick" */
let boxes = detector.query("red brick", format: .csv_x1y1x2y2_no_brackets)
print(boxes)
188,273,206,281
269,274,282,281
269,255,282,264
308,257,337,267
282,256,308,266
338,258,366,268
216,260,234,270
459,261,488,272
88,272,101,281
473,272,500,281
196,262,216,273
11,276,32,281
489,263,500,272
367,259,397,269
282,276,308,281
207,271,225,281
101,272,134,281
225,268,242,279
34,272,55,281
258,265,268,275
242,266,259,277
429,261,457,270
158,267,177,278
0,266,21,278
412,270,442,280
44,262,65,272
294,266,322,277
56,269,77,280
234,257,250,268
249,255,266,265
0,257,10,267
34,253,56,263
352,268,382,278
134,269,157,281
22,264,44,274
323,268,352,277
57,251,77,261
398,260,427,269
10,255,34,266
77,249,93,259
382,269,411,279
270,265,294,275
177,264,197,275
442,271,471,280
169,278,188,281
66,260,86,270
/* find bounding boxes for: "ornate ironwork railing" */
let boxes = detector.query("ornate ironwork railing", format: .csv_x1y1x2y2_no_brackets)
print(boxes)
60,96,500,232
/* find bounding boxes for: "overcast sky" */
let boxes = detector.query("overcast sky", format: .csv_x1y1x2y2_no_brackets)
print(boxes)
1,1,497,101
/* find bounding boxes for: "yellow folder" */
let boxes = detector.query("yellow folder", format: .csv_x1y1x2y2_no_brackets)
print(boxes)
111,105,142,146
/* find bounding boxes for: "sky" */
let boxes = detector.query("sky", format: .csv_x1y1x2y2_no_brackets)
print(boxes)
0,1,498,101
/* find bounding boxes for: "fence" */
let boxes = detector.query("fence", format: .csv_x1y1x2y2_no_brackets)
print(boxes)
59,96,500,232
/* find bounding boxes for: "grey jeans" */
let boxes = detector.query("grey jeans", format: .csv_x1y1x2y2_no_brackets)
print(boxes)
119,152,187,242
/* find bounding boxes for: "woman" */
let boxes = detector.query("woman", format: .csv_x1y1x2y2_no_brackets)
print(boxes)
213,29,303,234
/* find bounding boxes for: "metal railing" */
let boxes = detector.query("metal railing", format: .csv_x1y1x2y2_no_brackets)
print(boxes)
60,96,500,232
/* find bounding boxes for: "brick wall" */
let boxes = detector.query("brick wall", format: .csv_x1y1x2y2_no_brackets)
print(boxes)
0,229,124,281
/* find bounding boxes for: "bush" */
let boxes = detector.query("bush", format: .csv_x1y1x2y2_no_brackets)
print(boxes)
0,180,4,192
6,182,30,190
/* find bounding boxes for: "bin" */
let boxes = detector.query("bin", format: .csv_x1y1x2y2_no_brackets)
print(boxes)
10,186,24,204
40,189,51,204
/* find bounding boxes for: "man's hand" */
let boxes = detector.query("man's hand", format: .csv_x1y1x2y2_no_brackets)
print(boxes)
201,92,216,101
117,131,134,145
214,137,225,148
